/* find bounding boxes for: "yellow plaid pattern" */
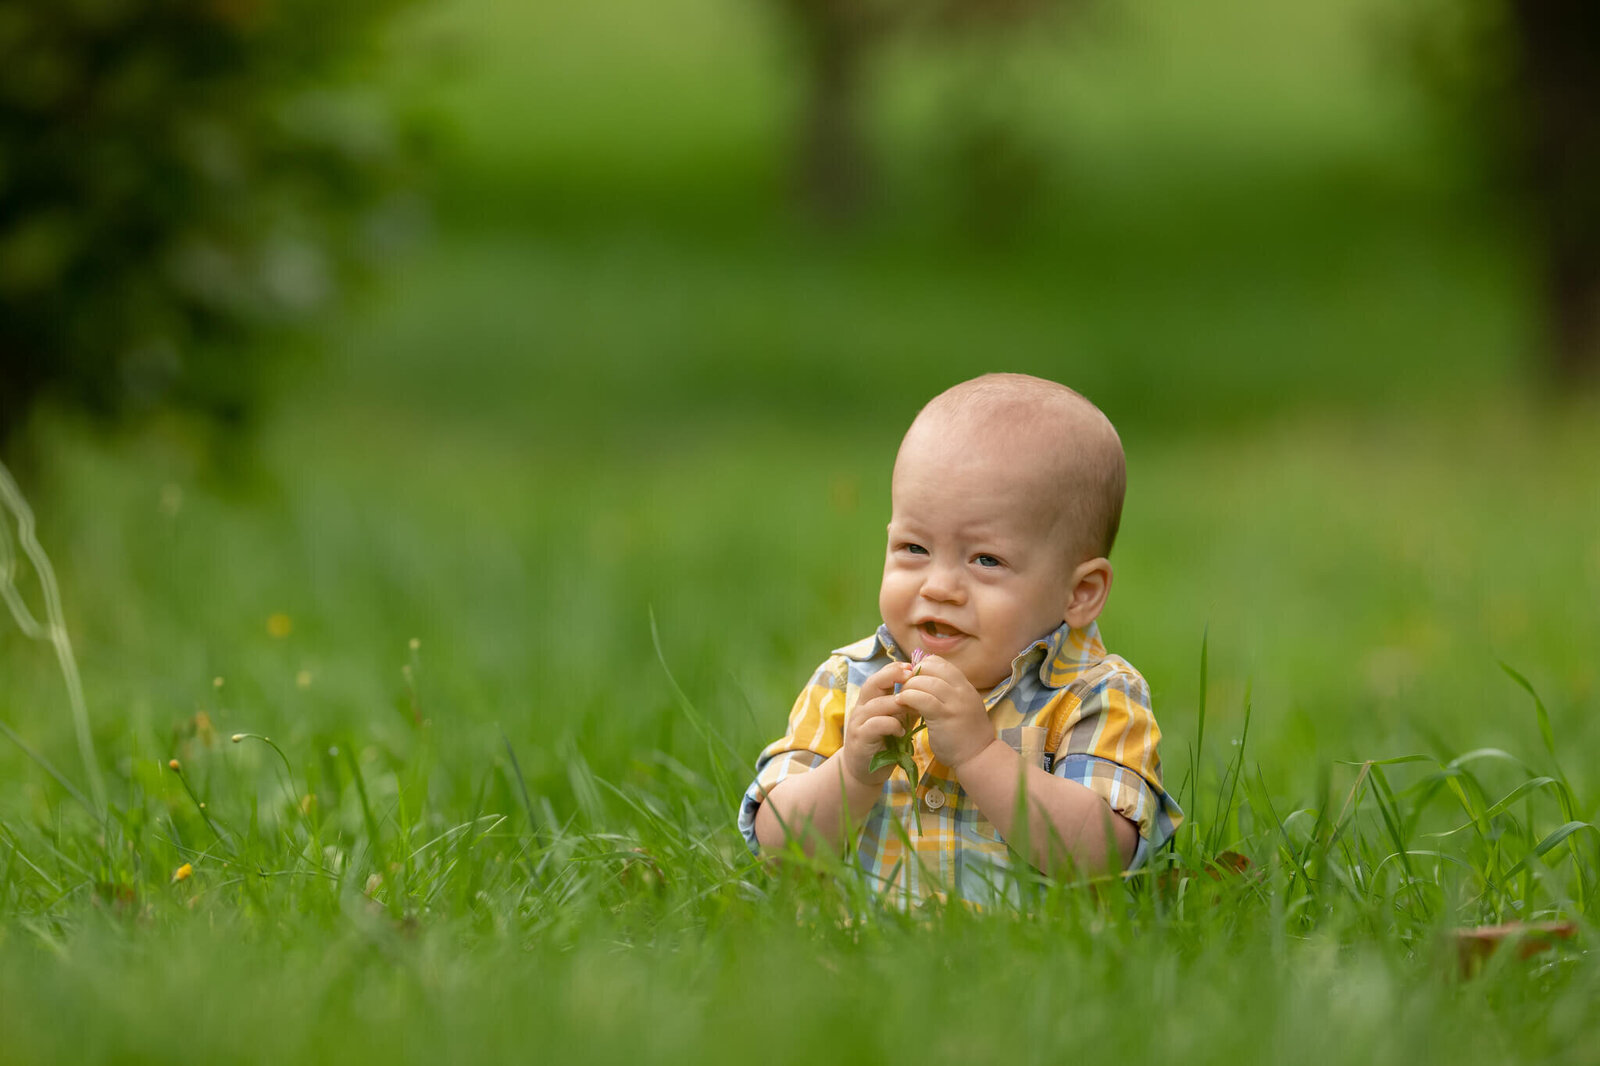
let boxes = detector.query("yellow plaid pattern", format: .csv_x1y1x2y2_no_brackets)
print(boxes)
739,622,1182,904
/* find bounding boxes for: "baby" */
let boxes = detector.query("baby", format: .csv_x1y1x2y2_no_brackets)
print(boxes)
738,373,1181,903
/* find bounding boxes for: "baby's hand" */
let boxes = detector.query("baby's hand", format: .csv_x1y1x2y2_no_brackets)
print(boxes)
842,661,914,788
895,655,992,770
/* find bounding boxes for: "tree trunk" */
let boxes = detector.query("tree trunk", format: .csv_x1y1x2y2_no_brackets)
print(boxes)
1549,249,1600,385
1506,0,1600,384
788,0,872,223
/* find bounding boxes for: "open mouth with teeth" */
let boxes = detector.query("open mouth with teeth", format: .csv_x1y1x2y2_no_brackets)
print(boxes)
918,620,968,648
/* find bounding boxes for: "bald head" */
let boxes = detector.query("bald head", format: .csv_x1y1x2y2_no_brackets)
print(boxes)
898,373,1126,561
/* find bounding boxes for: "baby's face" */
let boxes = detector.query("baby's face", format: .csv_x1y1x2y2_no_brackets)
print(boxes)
879,432,1080,691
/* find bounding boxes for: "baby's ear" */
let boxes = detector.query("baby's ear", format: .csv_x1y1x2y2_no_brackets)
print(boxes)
1063,558,1113,629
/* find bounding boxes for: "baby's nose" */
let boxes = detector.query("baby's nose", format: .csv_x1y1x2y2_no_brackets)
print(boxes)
919,565,966,603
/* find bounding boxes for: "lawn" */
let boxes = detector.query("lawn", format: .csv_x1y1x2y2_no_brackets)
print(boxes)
1,0,1596,1060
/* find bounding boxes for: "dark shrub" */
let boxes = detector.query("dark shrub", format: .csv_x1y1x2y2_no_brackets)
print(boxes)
0,0,425,445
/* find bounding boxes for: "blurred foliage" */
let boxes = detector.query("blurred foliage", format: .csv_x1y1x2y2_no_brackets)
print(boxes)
0,0,427,449
1400,0,1600,382
772,0,1084,223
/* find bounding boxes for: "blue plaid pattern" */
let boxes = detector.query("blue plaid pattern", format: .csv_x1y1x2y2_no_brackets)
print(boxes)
739,621,1182,903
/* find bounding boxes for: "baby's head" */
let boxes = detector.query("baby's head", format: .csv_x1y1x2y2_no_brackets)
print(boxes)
879,373,1125,689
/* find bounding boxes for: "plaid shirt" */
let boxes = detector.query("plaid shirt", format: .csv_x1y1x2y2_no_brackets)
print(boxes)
738,621,1182,904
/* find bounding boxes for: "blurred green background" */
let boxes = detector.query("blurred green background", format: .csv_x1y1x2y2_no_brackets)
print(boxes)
3,0,1598,824
2,3,1598,1061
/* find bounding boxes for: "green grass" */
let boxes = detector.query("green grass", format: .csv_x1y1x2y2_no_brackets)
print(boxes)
3,399,1595,1063
3,0,1599,1058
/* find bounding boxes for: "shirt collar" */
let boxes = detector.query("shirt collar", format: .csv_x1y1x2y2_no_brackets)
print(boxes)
839,621,1109,702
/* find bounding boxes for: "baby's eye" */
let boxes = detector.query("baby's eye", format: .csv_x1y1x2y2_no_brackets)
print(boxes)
904,543,929,556
974,554,1002,568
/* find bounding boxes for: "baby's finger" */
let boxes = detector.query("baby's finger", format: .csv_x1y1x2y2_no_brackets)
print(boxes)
899,668,956,698
858,661,911,703
904,657,981,704
896,675,959,715
855,715,907,743
908,654,962,684
894,685,940,720
853,693,911,727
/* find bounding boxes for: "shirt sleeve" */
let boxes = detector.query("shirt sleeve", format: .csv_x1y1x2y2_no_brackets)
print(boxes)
736,654,852,854
1048,660,1183,867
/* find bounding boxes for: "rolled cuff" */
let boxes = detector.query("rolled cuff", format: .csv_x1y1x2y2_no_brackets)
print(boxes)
737,749,828,854
1051,752,1182,868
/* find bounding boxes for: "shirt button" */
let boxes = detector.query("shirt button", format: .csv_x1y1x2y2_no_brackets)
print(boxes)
924,788,947,811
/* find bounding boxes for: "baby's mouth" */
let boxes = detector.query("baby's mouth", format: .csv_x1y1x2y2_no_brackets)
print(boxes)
921,620,965,638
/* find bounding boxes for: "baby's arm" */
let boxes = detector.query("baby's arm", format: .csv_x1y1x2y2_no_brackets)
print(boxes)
753,661,907,856
752,753,879,856
896,655,1137,874
955,743,1138,874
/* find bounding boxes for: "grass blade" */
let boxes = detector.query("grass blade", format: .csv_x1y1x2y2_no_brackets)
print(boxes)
1501,821,1598,881
649,606,740,803
1499,662,1560,774
0,718,95,818
0,459,104,810
501,731,541,838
